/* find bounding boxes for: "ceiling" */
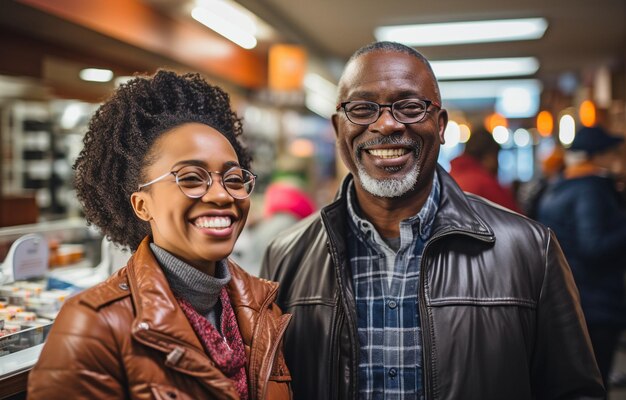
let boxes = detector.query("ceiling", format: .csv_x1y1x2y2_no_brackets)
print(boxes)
1,0,625,110
234,0,626,85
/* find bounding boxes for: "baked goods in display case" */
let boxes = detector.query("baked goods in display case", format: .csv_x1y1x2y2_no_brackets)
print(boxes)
0,220,111,395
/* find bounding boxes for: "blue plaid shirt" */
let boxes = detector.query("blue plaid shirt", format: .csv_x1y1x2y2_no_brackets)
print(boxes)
346,172,440,400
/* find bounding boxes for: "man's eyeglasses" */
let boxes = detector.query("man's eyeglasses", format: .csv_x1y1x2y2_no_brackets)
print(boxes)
336,98,441,126
138,165,256,199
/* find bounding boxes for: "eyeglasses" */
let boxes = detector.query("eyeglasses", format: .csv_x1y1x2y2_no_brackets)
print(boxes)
138,165,256,199
336,98,441,126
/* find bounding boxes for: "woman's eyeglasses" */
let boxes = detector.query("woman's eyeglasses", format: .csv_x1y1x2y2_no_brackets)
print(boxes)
138,165,256,199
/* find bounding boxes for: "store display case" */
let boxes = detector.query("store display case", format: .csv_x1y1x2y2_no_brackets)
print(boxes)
0,219,105,399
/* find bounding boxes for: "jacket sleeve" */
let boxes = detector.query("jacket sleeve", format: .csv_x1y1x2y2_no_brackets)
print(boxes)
259,239,279,281
531,230,605,399
27,299,125,399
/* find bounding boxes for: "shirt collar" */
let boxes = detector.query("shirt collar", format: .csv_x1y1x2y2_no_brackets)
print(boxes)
346,170,440,241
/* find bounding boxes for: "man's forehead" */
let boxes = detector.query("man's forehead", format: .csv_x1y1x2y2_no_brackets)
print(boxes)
339,51,435,97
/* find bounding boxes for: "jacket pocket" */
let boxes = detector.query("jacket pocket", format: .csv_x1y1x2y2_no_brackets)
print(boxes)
268,314,293,380
150,383,195,400
260,314,293,399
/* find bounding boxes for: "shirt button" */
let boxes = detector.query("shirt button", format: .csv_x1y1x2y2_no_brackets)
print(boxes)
138,322,149,330
388,368,397,378
118,282,129,291
388,300,397,309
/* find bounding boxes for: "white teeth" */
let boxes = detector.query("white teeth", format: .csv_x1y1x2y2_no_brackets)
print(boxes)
367,148,409,158
194,216,232,229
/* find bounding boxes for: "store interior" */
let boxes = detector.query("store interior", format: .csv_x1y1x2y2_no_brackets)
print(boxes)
0,0,624,398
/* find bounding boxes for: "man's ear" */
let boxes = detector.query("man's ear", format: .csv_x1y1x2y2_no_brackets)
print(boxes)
331,113,340,138
437,109,449,144
130,192,151,221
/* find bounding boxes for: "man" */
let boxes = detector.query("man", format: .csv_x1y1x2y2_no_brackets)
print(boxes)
449,128,521,212
537,125,626,389
261,42,603,400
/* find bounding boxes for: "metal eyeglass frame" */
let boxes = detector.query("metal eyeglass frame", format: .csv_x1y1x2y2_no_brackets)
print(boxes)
137,165,257,199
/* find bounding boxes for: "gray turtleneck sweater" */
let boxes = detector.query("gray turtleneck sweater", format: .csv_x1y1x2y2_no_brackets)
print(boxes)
150,243,231,333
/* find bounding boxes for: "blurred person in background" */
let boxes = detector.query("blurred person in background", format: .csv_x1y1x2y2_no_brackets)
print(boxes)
449,128,522,212
28,70,291,400
537,125,626,390
234,155,316,275
262,41,603,400
517,147,566,220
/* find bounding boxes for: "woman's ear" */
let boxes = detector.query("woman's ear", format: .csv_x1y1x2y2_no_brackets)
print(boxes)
130,192,152,221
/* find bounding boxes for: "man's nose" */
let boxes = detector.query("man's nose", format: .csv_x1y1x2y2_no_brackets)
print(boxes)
369,107,404,135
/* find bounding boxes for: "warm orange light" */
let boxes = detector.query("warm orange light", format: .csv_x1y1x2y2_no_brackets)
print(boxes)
289,138,315,158
579,100,596,127
269,44,308,91
536,110,553,137
483,113,507,133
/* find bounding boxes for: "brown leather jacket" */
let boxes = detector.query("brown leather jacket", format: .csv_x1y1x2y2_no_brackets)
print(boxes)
28,237,292,400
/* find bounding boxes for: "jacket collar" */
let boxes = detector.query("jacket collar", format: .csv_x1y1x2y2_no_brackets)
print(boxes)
125,238,286,399
325,165,494,244
127,237,205,351
431,165,494,241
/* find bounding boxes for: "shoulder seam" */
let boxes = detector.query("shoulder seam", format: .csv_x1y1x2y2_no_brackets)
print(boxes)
80,271,130,310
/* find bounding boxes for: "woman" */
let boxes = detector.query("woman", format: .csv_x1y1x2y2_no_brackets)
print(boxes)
28,70,292,399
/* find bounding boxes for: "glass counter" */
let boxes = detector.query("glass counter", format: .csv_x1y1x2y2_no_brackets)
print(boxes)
0,219,106,399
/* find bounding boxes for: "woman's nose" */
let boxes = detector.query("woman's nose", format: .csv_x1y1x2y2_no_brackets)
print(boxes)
200,179,234,205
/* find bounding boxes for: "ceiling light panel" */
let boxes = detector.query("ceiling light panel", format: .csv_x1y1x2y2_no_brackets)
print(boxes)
431,57,539,80
79,68,113,82
375,18,548,46
192,0,258,49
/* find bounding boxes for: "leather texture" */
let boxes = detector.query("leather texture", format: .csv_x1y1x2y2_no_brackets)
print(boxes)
28,237,292,400
261,166,604,400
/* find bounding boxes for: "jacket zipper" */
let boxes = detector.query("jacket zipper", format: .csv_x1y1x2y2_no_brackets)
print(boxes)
419,240,434,400
419,229,492,400
329,301,344,400
325,237,359,400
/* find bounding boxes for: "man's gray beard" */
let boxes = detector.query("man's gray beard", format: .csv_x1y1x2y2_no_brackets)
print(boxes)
356,163,420,198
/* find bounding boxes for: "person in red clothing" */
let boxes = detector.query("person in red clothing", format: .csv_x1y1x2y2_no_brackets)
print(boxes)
449,128,522,212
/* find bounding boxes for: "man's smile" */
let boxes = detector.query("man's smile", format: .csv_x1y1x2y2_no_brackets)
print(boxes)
356,137,421,173
366,148,410,158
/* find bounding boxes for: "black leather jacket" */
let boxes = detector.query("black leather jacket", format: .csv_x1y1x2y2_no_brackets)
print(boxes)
261,167,604,400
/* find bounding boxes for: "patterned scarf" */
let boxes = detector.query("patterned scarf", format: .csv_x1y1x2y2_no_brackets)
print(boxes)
177,287,248,399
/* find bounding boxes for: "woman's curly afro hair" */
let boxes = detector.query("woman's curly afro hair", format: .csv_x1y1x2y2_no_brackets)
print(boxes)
73,69,251,251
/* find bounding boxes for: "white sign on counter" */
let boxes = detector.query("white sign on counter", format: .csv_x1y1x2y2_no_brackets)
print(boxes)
1,233,49,283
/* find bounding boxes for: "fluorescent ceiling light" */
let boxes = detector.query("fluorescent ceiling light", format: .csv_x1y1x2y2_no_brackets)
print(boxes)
79,68,113,82
304,73,337,118
304,73,337,101
440,79,542,118
192,0,257,49
496,86,539,118
432,57,539,80
305,92,335,119
439,79,542,100
375,18,548,46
